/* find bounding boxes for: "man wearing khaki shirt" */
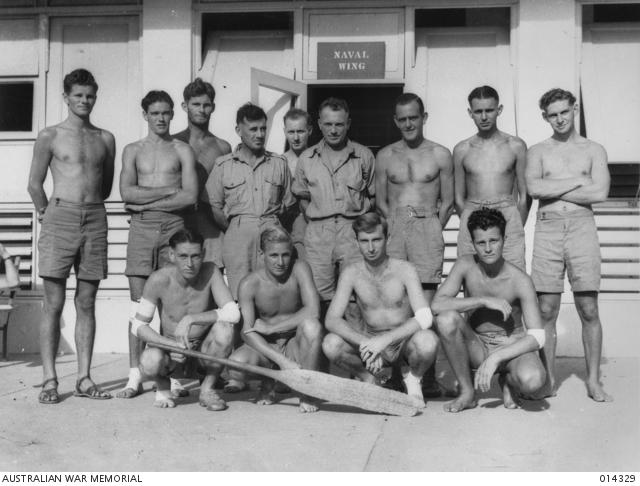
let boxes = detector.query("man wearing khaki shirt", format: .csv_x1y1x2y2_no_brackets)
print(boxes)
206,103,294,299
292,97,375,306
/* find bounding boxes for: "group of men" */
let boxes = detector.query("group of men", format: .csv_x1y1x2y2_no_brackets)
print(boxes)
27,67,612,414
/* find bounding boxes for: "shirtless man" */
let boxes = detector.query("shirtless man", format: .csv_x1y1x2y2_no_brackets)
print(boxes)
453,86,529,270
132,229,240,410
323,212,439,407
376,93,453,396
281,108,312,261
27,69,115,404
117,90,198,398
174,78,231,268
525,88,612,402
226,226,323,412
432,208,546,412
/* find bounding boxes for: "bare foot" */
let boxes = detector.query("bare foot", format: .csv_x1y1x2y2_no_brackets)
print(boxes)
116,385,142,399
170,378,189,398
499,375,522,410
443,391,477,413
199,390,228,411
223,379,246,393
298,396,319,413
256,388,276,405
153,390,175,408
587,381,613,402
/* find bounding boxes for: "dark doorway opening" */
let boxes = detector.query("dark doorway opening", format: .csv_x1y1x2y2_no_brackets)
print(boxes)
306,85,403,155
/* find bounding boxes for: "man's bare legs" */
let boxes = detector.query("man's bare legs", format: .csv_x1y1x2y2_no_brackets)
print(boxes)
323,329,436,407
73,279,109,397
198,321,234,411
500,352,546,409
139,347,174,408
293,318,323,412
535,292,561,399
434,310,478,412
39,278,66,403
402,329,438,406
117,276,146,398
574,291,613,402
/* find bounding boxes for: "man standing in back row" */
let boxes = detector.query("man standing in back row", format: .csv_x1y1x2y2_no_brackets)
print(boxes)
281,108,313,261
117,90,198,399
453,85,529,270
206,103,294,300
526,88,612,402
375,93,453,395
28,68,115,404
174,78,232,269
292,98,375,310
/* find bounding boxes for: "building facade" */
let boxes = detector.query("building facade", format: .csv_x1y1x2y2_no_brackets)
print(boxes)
0,0,638,356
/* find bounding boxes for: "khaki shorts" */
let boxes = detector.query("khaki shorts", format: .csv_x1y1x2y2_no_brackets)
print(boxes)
38,199,108,281
237,332,299,368
304,216,362,301
222,215,280,299
388,206,444,284
531,207,601,293
125,211,185,277
184,205,223,267
457,197,526,271
473,327,526,372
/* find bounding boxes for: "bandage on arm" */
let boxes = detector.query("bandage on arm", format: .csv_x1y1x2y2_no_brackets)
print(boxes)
216,301,240,324
414,307,433,330
130,297,156,337
527,328,545,349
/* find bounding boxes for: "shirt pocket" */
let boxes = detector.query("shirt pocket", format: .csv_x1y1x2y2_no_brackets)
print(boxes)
223,177,247,209
264,177,283,209
345,178,366,209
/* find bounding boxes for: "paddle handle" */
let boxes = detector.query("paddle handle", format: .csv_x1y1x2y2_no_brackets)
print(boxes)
150,342,280,381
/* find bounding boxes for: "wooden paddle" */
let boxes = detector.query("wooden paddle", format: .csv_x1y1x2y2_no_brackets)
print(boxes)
150,342,423,417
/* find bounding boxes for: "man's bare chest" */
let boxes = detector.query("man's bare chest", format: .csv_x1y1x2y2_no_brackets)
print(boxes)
388,155,439,184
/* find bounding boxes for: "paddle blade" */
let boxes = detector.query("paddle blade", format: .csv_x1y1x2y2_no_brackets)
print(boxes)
275,368,422,417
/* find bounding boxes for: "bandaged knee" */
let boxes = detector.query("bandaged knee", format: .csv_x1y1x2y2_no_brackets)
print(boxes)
216,301,240,324
527,328,546,349
414,307,433,330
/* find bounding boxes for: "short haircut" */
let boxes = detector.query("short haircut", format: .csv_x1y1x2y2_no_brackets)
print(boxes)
260,225,293,251
283,108,311,127
169,228,204,248
352,212,388,238
467,208,506,238
183,78,215,102
395,92,425,116
467,85,499,105
236,102,267,125
538,88,577,111
141,90,174,112
318,97,350,117
63,69,98,94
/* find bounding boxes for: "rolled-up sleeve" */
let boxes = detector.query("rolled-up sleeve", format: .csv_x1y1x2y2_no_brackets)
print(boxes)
206,160,225,210
292,157,310,199
362,149,376,197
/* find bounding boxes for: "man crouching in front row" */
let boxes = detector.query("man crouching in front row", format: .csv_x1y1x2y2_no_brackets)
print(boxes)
323,212,438,408
130,229,240,411
431,208,546,413
227,225,324,413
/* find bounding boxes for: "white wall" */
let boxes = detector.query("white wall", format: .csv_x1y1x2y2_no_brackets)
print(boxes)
141,0,193,132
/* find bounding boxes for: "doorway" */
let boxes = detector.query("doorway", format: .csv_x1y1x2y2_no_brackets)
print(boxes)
306,85,403,155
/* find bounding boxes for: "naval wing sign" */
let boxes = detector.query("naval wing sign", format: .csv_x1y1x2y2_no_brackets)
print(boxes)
317,42,385,79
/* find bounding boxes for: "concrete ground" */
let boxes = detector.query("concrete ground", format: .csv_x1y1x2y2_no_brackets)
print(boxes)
0,354,638,472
